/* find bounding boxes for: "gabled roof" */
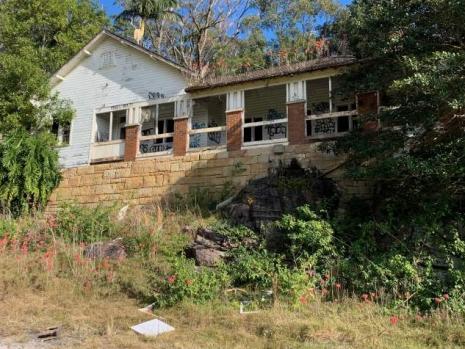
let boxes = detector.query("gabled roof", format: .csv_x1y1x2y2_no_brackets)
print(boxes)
185,56,356,92
50,29,191,87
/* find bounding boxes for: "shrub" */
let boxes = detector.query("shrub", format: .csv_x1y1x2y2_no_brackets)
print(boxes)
152,256,230,308
0,130,61,216
275,205,337,268
54,203,122,243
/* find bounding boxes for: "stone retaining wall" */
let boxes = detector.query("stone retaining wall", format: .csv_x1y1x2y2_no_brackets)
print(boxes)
48,143,371,212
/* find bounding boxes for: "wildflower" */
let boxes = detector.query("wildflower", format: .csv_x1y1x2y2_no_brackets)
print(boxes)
0,236,9,252
46,215,58,229
20,241,29,255
335,283,342,290
43,249,55,272
185,279,193,286
390,315,399,326
443,293,450,301
299,295,308,304
434,297,442,305
167,275,176,285
361,293,369,302
321,288,329,297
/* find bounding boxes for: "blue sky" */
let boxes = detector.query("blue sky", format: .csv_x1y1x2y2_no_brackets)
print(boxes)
98,0,352,18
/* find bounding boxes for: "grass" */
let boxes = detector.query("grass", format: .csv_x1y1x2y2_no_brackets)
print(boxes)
1,205,465,348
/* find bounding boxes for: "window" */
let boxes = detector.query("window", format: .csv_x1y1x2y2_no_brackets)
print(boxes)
243,85,288,144
305,76,358,138
52,121,71,145
140,103,175,154
95,110,127,143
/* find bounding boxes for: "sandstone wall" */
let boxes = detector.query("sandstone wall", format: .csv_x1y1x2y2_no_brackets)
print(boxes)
48,143,371,211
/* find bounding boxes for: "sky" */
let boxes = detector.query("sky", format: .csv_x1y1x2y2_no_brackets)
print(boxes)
98,0,353,19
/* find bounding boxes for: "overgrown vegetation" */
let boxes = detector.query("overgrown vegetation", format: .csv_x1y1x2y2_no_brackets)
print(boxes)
1,205,465,348
0,131,61,216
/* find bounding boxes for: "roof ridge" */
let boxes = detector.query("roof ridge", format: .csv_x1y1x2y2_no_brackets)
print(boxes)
102,29,190,72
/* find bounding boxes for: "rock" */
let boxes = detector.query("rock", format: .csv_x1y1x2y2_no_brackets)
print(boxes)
219,159,340,230
185,228,230,267
84,238,126,260
190,247,226,267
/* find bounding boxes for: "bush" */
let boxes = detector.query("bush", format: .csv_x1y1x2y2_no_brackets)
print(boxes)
152,256,230,308
54,203,122,243
0,130,61,216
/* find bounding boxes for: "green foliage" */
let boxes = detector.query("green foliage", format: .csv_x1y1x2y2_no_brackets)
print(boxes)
0,0,107,134
276,206,336,267
225,207,336,302
0,0,108,74
0,131,61,216
54,204,122,243
152,256,230,308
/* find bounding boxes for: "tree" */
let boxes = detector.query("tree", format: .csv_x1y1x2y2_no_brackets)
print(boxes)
249,0,341,64
329,0,465,307
116,0,177,45
0,0,108,74
0,0,107,133
0,0,108,214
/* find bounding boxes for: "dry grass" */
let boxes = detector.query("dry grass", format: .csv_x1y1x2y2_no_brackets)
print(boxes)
1,254,465,349
1,207,465,348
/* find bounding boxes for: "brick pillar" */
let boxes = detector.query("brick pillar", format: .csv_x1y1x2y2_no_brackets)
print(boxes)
357,91,379,132
124,124,140,161
173,117,188,157
287,101,306,145
226,110,242,151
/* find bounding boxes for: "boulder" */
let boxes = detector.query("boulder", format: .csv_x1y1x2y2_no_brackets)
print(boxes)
185,228,236,267
84,238,126,260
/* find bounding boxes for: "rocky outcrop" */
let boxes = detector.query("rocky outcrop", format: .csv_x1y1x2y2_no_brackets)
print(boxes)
219,159,340,230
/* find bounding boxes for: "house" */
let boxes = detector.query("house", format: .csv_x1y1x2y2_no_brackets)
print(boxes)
52,30,380,168
48,30,378,209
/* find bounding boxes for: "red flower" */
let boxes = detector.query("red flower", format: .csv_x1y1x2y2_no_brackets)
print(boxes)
443,293,450,301
299,295,308,304
335,283,342,290
43,249,55,271
167,275,176,284
390,315,399,326
434,297,442,305
0,236,9,252
20,241,29,255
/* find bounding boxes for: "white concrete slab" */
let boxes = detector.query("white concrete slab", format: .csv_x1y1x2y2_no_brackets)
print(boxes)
131,319,174,337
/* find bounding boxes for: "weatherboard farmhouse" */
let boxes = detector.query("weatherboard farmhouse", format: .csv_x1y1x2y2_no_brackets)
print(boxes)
48,30,378,209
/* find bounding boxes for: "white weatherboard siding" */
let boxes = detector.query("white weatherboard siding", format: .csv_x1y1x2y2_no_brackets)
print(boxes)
52,36,187,168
